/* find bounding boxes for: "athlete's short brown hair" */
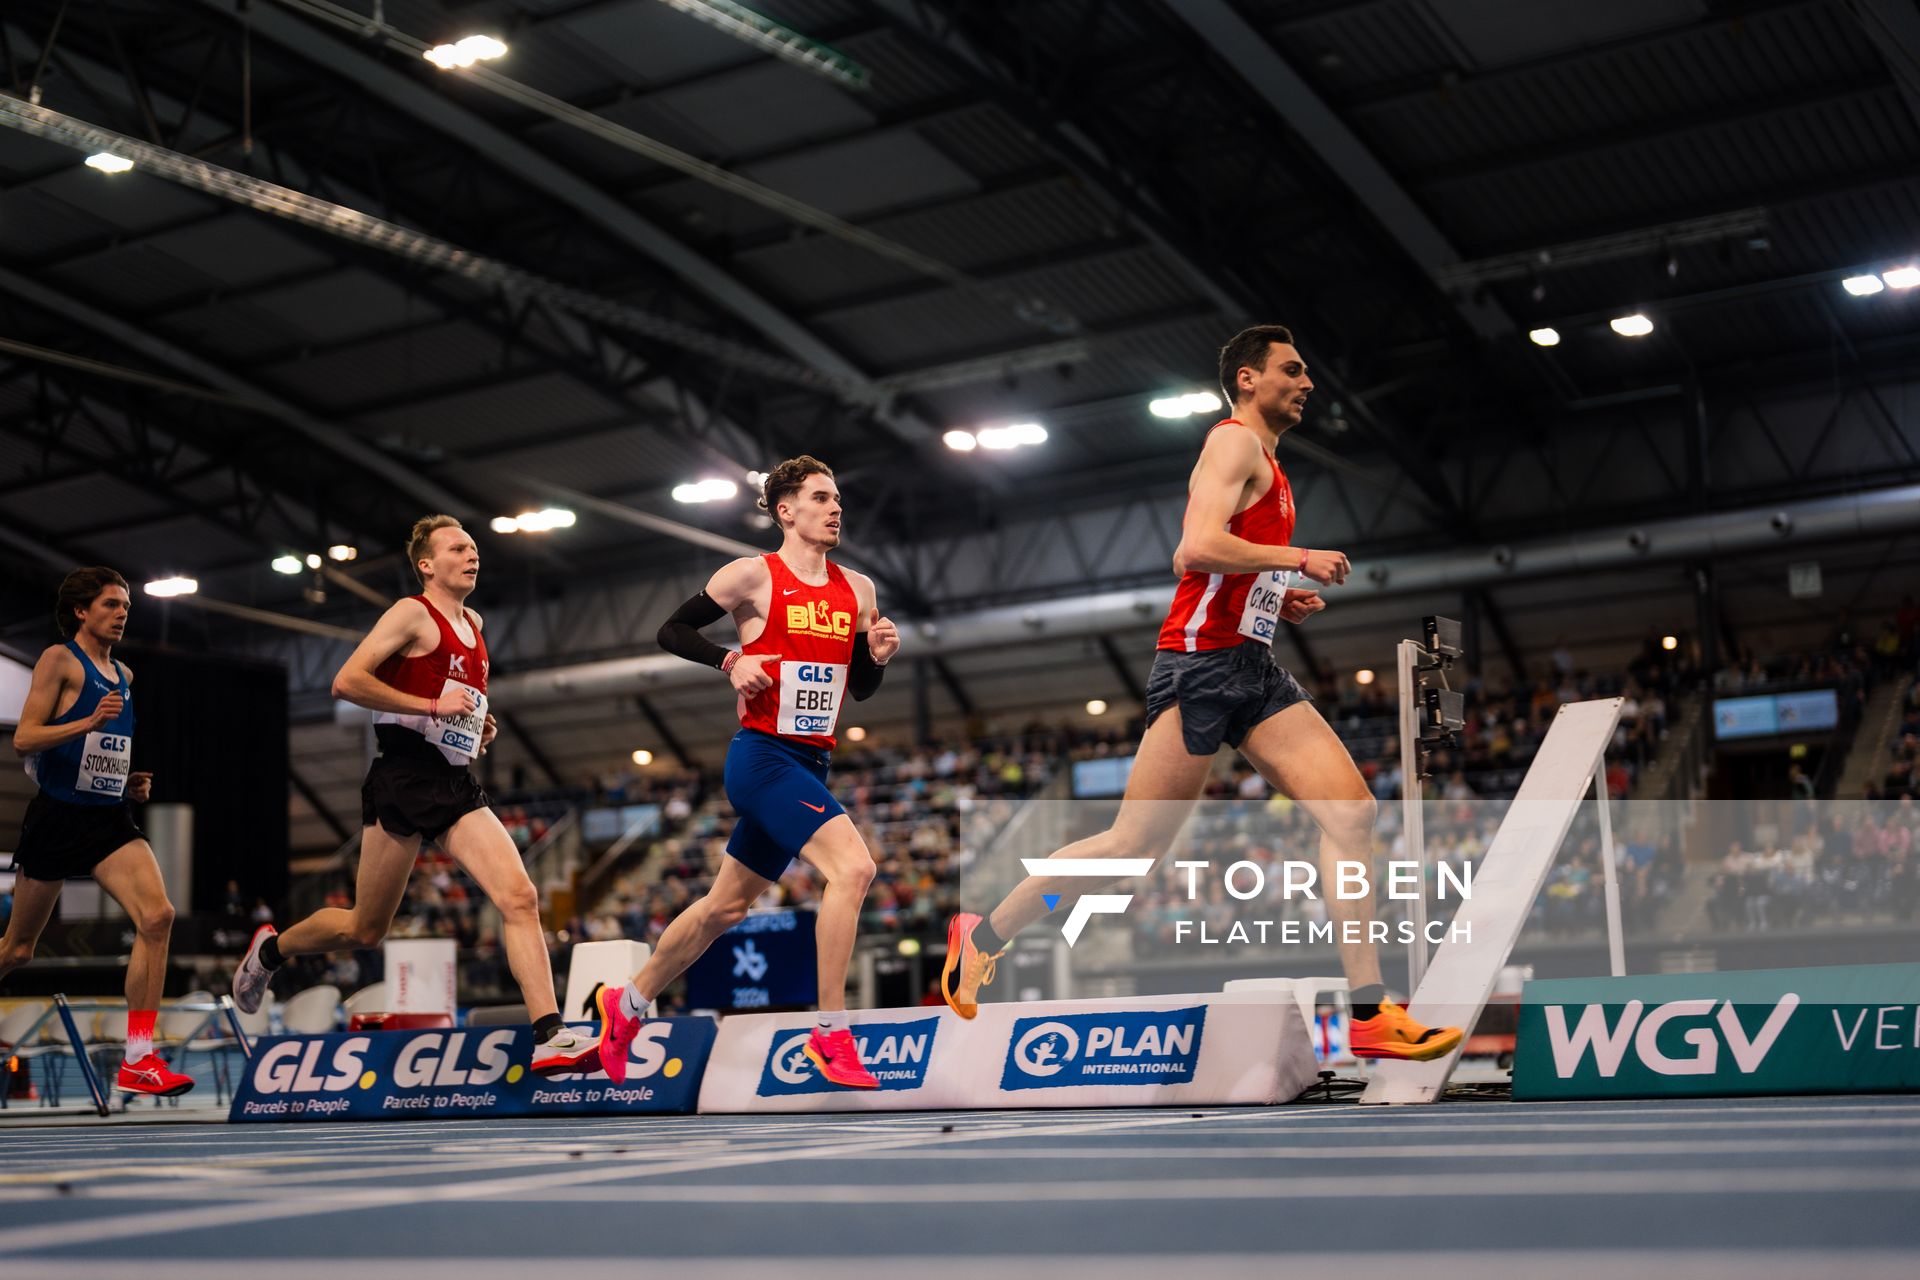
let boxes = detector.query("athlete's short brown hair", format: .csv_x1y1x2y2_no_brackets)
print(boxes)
55,567,129,638
1218,324,1296,406
758,456,835,530
406,515,464,586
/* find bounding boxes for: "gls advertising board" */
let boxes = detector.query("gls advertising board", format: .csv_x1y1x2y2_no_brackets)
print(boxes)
1514,963,1920,1100
228,1019,716,1122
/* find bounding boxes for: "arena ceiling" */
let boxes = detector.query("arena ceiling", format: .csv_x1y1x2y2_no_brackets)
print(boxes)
2,0,1918,844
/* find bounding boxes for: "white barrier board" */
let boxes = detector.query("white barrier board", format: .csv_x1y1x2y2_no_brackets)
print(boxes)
385,938,455,1014
563,939,653,1020
1362,697,1623,1104
696,990,1317,1113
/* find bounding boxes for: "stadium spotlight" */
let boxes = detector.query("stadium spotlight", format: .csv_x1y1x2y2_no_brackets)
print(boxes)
143,577,198,598
424,35,507,70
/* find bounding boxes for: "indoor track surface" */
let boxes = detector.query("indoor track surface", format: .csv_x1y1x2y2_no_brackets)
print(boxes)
2,1096,1917,1277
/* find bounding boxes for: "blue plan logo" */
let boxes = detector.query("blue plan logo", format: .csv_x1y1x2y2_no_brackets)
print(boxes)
793,716,831,734
1000,1007,1208,1091
444,730,477,753
757,1017,939,1096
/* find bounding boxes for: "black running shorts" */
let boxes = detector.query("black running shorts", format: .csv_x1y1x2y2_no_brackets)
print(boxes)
360,756,491,843
13,792,145,882
1144,642,1314,757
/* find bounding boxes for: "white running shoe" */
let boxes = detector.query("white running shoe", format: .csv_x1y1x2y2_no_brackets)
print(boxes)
530,1025,602,1077
232,923,278,1015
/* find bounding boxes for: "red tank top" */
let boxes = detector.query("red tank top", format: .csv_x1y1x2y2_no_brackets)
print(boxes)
740,554,859,751
1157,420,1297,653
372,595,490,765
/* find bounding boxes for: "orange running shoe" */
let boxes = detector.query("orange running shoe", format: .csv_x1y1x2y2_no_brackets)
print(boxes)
803,1027,878,1089
939,912,1002,1020
116,1054,194,1097
1350,999,1463,1062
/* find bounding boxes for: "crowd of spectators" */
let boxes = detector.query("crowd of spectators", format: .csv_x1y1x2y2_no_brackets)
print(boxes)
1869,680,1920,801
1709,802,1920,931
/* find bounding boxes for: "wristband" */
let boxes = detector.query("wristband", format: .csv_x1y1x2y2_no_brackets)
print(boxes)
721,651,741,675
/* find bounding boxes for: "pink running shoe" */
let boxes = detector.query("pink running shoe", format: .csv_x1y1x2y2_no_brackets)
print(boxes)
596,985,642,1083
803,1027,879,1089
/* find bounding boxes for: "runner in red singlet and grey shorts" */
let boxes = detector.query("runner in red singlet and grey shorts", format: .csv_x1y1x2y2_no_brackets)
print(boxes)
231,516,597,1075
941,325,1464,1061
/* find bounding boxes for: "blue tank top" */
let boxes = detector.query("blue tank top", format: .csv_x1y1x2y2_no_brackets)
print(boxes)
24,641,135,806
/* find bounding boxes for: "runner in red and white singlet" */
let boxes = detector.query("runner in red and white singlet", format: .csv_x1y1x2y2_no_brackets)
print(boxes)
232,516,597,1075
1157,419,1297,653
942,326,1463,1062
595,456,902,1090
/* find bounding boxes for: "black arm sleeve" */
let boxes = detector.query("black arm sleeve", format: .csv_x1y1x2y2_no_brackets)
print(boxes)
656,591,732,670
849,631,887,701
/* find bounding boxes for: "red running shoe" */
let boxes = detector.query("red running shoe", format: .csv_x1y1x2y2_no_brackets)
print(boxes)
116,1054,194,1097
803,1027,879,1089
596,985,642,1084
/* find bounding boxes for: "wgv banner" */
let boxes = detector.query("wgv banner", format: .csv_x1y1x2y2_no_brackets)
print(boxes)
1514,963,1920,1101
228,1019,716,1122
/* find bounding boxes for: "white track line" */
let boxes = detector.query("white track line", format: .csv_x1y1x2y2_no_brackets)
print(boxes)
0,1254,1915,1280
504,1165,1920,1202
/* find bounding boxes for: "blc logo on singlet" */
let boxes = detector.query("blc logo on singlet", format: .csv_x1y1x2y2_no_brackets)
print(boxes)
785,599,852,639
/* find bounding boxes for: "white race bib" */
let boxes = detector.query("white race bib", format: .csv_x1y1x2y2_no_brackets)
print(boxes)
425,679,488,764
1237,570,1293,646
77,730,133,799
778,662,847,739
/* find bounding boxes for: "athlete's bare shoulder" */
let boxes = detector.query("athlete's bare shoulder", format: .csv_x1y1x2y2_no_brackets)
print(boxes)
466,606,485,631
34,644,83,686
707,554,770,611
841,566,878,612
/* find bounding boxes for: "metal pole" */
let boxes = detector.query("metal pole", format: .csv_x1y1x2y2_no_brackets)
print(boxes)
54,994,110,1118
1397,640,1429,995
1595,759,1626,977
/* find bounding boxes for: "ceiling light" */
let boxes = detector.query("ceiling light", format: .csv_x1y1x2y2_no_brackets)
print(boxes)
1662,635,1679,651
943,430,978,452
271,555,303,575
1085,699,1108,716
144,577,198,598
671,479,739,505
1149,391,1224,419
84,153,134,174
1528,327,1561,347
845,726,868,742
305,553,323,569
327,544,358,562
1355,669,1375,686
1609,313,1654,337
745,470,767,489
497,508,577,532
1883,266,1920,290
976,422,1047,450
423,34,508,70
631,749,654,766
1842,274,1885,297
